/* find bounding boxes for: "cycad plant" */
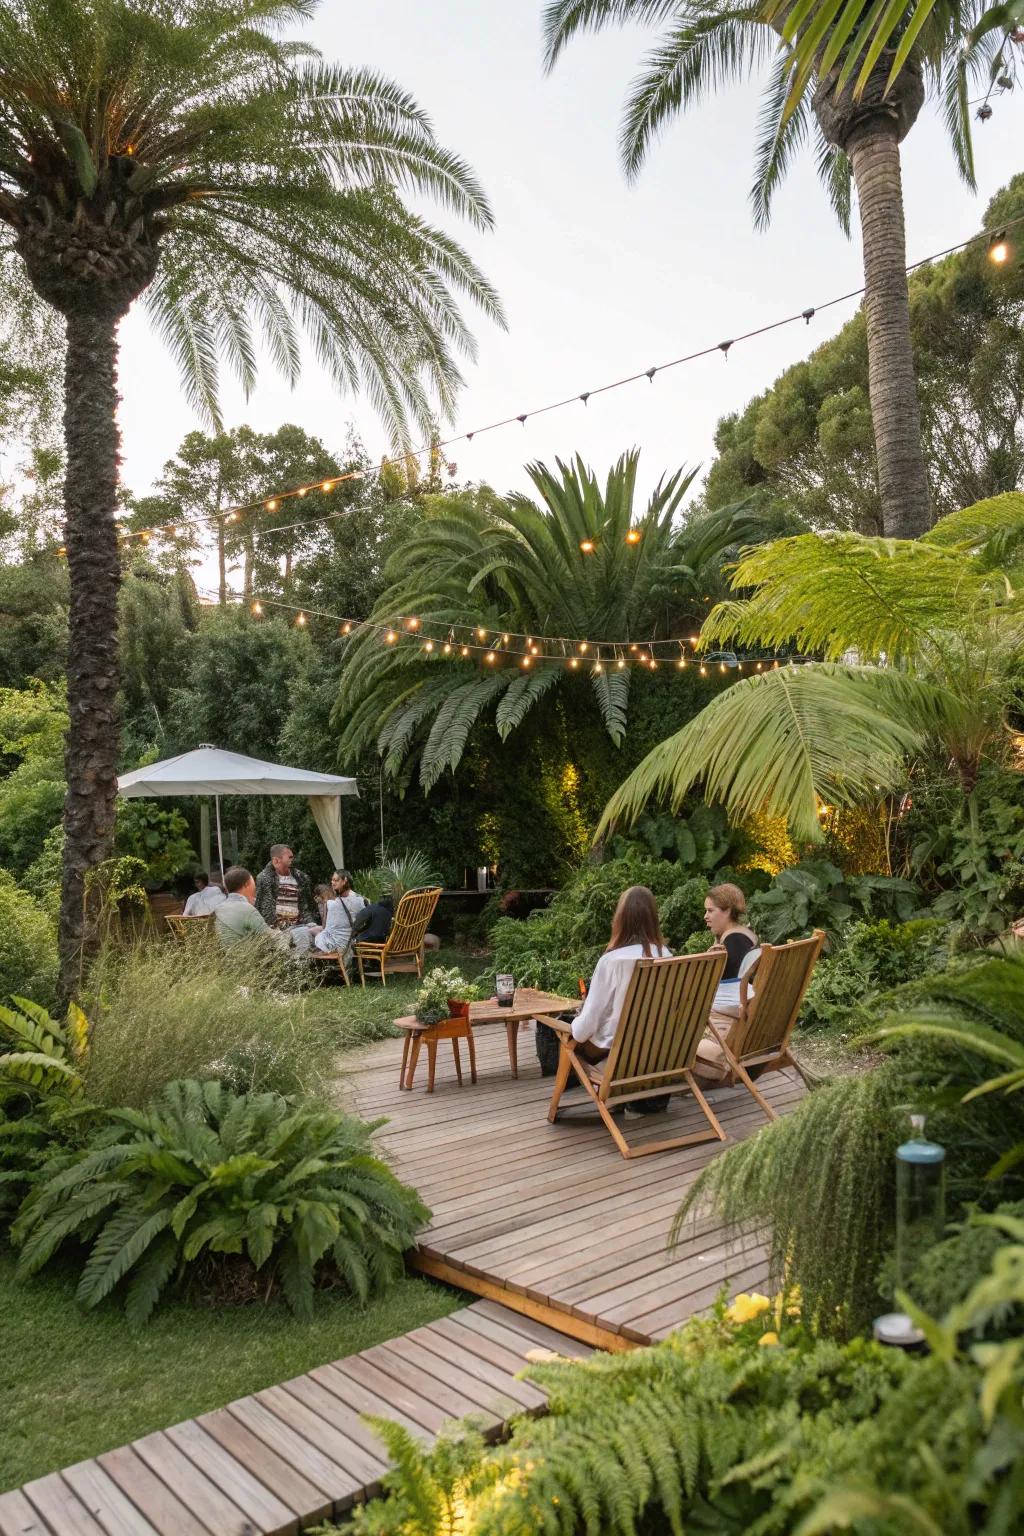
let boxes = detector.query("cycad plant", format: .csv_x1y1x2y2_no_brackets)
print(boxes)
335,451,768,790
12,1078,429,1324
599,491,1024,845
0,0,502,995
542,1,1007,540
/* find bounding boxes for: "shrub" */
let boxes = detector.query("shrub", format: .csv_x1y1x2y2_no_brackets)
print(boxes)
412,968,480,1026
12,1079,429,1325
80,943,359,1108
799,917,952,1032
747,858,920,946
0,870,57,1007
114,800,196,889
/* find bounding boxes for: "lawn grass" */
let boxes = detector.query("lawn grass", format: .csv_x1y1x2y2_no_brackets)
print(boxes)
0,1248,464,1492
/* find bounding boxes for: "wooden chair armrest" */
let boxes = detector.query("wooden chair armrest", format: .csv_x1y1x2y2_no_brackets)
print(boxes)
533,1012,573,1034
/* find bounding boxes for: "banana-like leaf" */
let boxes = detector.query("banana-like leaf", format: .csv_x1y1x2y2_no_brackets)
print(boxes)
596,663,930,844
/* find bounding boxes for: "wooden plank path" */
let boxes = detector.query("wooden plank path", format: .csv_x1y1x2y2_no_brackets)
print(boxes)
0,1300,590,1535
345,1021,802,1349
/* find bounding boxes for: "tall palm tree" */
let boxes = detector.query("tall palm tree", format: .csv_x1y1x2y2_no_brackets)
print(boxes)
334,451,769,790
597,490,1024,843
0,0,503,995
542,1,1001,540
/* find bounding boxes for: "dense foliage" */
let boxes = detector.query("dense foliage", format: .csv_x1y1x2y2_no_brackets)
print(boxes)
12,1079,428,1324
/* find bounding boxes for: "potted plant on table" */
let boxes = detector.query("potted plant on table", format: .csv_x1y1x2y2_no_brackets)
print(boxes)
414,966,481,1025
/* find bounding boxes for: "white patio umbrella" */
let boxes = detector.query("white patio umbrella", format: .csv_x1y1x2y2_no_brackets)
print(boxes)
117,745,359,880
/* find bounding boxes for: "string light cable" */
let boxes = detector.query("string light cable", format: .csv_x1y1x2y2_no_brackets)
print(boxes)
65,208,1024,562
223,589,812,674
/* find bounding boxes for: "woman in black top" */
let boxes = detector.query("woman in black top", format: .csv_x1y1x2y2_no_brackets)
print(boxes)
703,883,759,1014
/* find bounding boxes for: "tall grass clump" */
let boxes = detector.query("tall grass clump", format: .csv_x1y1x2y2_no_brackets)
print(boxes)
81,942,353,1108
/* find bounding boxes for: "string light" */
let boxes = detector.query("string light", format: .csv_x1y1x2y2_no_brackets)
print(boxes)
385,629,398,644
699,664,707,676
485,651,497,664
321,480,334,493
423,640,434,653
266,499,278,512
407,616,420,631
593,661,603,674
477,627,487,641
296,611,306,626
521,655,533,668
252,600,263,616
443,642,452,655
676,657,686,669
579,642,588,654
625,529,642,545
461,646,470,657
989,232,1009,264
341,621,352,635
579,539,595,554
569,657,579,669
617,657,626,669
297,487,307,498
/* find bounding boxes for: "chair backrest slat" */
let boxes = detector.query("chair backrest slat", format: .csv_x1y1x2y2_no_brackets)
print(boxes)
383,886,442,958
741,930,824,1059
602,951,726,1099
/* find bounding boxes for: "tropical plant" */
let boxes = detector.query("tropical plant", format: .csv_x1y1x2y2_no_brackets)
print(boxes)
599,491,1024,848
799,916,951,1031
0,0,502,998
0,994,85,1103
334,454,773,789
114,799,195,888
334,1243,1024,1535
412,967,481,1026
541,1,1007,540
678,951,1024,1335
12,1078,430,1324
747,857,919,943
355,848,442,904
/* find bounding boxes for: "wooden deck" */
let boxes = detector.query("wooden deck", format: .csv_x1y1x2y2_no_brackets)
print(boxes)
0,1300,591,1535
345,1020,802,1349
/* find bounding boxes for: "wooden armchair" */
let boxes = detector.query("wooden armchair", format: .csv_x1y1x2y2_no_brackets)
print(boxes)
537,950,728,1160
696,929,825,1120
165,914,214,948
354,886,442,987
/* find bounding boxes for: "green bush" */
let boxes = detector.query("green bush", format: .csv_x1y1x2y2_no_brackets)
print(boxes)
80,943,365,1109
747,857,920,945
12,1079,429,1324
799,917,952,1032
114,800,196,889
0,870,57,1007
335,1237,1024,1536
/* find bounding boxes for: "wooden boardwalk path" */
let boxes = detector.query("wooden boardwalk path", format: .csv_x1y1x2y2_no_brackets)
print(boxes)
346,1022,802,1349
0,1300,590,1535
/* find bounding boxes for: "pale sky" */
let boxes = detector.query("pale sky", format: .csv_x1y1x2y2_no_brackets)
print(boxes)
117,0,1024,559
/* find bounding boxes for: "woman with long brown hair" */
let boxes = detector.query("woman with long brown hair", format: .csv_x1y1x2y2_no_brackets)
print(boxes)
568,885,672,1063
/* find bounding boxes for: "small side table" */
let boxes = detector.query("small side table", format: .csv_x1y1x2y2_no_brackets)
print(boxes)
396,1016,478,1092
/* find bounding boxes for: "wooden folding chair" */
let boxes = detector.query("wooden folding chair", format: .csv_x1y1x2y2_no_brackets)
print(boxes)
165,914,214,948
355,886,442,986
538,950,728,1160
696,929,825,1121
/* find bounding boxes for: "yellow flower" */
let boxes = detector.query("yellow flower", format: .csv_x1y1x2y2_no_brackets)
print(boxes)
758,1331,780,1347
725,1292,771,1324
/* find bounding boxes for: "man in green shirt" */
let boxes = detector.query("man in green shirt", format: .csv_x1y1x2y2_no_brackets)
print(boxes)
215,866,290,952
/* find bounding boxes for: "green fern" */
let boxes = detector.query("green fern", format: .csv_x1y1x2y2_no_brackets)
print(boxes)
13,1081,429,1324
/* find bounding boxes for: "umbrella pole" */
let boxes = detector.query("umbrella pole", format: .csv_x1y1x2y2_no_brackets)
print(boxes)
214,796,226,884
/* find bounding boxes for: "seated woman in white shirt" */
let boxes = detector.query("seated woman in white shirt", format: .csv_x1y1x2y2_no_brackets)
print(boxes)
570,886,673,1065
314,869,367,958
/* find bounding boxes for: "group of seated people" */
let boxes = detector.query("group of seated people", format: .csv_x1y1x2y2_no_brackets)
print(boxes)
180,844,394,961
537,881,758,1097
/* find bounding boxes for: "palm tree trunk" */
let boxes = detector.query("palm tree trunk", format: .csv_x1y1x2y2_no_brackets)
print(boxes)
845,119,931,539
58,308,123,1001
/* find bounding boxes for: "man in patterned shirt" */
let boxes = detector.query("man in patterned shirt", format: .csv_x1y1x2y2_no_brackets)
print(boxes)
254,844,322,952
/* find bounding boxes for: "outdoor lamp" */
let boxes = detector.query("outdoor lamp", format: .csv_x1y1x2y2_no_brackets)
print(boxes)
874,1114,945,1349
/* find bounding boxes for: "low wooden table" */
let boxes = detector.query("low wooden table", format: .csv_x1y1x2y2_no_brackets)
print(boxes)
393,988,581,1091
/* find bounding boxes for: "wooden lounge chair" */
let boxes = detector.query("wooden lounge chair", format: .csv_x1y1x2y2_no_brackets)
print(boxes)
165,914,214,947
354,886,442,987
538,950,728,1160
695,929,825,1120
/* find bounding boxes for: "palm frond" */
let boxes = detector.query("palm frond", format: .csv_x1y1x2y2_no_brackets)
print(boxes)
541,0,683,71
596,663,930,844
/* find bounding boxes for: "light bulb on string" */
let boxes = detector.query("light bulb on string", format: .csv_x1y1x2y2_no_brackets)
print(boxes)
756,661,763,671
699,664,707,676
423,640,434,653
625,528,641,545
477,626,487,641
485,651,497,664
579,642,588,654
502,633,509,645
321,480,334,493
719,662,726,674
676,656,686,669
772,659,780,669
341,622,352,635
593,661,603,674
989,231,1009,264
579,539,595,554
385,629,398,645
569,657,579,669
443,642,452,655
630,644,639,654
460,646,470,657
617,658,626,670
297,487,307,498
266,499,278,512
521,655,532,668
252,601,263,616
407,616,420,631
296,612,307,627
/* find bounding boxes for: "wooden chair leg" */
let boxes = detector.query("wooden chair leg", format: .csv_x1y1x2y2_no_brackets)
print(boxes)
405,1035,422,1091
547,1042,576,1122
452,1035,463,1086
357,951,365,987
467,1026,477,1084
683,1069,728,1142
506,1017,518,1079
718,1039,778,1121
338,956,350,987
426,1039,437,1093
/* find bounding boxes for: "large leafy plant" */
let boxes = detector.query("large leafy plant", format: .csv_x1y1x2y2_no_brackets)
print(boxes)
599,493,1024,846
12,1080,429,1325
334,456,772,789
747,857,919,944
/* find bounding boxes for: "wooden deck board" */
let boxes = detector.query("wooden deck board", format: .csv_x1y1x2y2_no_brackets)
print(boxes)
341,1022,800,1349
5,1299,578,1533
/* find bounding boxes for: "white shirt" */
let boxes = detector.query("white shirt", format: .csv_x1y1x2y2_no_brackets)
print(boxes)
183,885,226,917
571,943,673,1051
314,892,367,955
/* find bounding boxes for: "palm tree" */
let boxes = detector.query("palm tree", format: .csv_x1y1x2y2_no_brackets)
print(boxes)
0,0,503,995
542,1,1002,540
597,489,1024,843
334,451,770,790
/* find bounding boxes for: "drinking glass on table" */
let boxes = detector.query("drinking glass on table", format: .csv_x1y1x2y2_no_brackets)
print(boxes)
495,974,515,1007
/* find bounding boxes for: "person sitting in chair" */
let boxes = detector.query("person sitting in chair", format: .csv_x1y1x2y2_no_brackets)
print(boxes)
182,870,225,917
315,870,368,959
351,894,394,946
215,866,289,952
254,844,322,953
702,882,759,1024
